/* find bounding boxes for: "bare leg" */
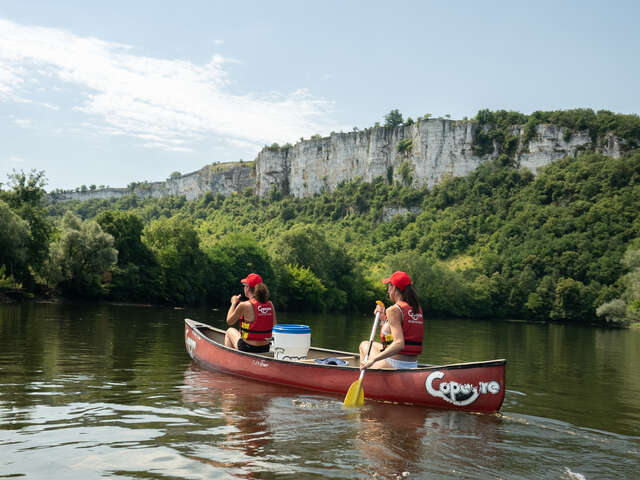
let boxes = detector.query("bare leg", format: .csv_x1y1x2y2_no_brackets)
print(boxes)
225,328,241,349
359,341,388,368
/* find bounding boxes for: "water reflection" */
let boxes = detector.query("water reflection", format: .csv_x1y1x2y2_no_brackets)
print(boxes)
351,402,504,478
182,365,280,478
353,403,428,478
182,363,507,479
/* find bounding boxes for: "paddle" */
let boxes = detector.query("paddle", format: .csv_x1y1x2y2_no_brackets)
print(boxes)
343,300,384,408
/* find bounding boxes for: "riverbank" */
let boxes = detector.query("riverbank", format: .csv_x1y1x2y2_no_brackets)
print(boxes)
0,288,160,308
0,289,32,304
3,294,639,329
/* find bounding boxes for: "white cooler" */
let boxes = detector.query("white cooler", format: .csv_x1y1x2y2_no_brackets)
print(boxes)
271,324,311,360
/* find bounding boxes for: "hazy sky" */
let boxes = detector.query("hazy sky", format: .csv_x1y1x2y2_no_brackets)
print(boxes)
1,0,638,191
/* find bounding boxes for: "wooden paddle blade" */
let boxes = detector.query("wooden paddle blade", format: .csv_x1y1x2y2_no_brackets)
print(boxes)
343,379,364,407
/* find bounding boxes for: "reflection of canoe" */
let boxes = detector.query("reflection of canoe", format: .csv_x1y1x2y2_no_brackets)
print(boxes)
185,319,506,413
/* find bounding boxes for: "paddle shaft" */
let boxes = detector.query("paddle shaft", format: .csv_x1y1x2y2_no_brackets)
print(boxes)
344,302,385,407
358,310,381,381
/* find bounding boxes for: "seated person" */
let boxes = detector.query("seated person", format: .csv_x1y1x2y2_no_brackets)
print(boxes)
224,273,276,353
359,271,423,369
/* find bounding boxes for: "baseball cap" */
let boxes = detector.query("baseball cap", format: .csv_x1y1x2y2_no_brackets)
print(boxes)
382,271,412,290
241,273,263,287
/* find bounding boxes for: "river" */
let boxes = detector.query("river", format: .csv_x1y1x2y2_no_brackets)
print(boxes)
1,302,638,479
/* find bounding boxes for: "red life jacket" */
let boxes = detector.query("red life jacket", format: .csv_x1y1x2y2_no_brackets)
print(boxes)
378,302,424,355
397,300,423,355
240,299,274,341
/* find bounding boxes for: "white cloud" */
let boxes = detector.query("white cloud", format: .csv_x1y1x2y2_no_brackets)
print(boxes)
0,62,25,98
8,155,25,163
214,39,224,45
0,18,342,153
13,118,32,128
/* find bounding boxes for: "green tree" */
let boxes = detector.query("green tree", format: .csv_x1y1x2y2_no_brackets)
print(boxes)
96,210,162,302
0,200,31,283
204,233,275,306
597,242,640,326
2,170,52,284
397,160,414,186
384,109,404,128
279,263,326,312
43,212,117,297
273,225,369,311
525,275,556,319
396,139,413,155
550,278,595,322
97,211,151,265
142,217,212,304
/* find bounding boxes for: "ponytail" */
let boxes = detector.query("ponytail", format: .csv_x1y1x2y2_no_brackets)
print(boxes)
251,283,270,303
400,284,420,313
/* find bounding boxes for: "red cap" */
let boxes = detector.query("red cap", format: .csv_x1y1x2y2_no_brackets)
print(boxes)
241,273,263,288
382,271,412,290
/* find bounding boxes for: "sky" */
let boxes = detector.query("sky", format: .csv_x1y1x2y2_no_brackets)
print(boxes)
0,0,638,191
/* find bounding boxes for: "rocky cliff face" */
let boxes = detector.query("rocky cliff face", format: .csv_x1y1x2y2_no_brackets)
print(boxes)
51,162,254,202
255,119,622,197
52,119,623,203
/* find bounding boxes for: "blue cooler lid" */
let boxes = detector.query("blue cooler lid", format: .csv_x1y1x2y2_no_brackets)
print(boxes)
273,324,310,334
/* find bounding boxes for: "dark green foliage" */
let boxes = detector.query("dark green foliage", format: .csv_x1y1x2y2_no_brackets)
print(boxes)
203,233,275,306
97,211,148,265
384,109,404,128
397,161,414,187
96,210,163,302
597,241,640,326
142,217,212,305
278,264,326,312
396,138,413,155
43,212,117,297
0,170,53,286
0,200,30,283
272,225,371,312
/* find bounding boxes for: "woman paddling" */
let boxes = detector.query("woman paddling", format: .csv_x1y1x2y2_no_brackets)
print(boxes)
359,271,423,369
225,273,277,353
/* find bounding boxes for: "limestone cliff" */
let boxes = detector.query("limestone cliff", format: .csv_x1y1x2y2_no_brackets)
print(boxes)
51,162,254,202
51,118,624,203
255,119,622,197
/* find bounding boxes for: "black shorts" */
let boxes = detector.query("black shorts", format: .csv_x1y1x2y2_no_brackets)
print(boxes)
238,338,270,353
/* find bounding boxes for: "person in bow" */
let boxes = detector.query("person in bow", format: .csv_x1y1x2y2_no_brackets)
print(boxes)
225,273,277,353
360,271,423,369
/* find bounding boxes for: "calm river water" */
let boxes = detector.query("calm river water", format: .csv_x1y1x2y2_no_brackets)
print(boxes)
1,302,639,479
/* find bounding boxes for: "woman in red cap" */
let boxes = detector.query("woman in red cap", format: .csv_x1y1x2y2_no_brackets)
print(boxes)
359,271,423,369
225,273,277,353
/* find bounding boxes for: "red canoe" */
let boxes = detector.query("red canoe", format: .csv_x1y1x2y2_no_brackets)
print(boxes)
184,319,506,413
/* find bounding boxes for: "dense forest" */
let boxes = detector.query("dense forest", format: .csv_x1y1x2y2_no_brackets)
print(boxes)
1,109,640,326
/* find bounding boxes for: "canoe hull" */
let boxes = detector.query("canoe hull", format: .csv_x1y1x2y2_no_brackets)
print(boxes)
185,319,506,413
